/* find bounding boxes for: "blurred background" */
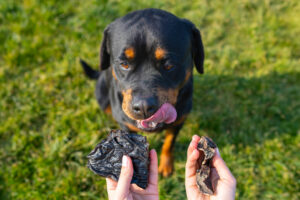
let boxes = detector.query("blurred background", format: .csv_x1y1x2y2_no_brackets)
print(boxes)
0,0,299,199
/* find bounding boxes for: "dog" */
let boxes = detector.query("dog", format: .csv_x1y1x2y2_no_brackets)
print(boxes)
80,8,204,177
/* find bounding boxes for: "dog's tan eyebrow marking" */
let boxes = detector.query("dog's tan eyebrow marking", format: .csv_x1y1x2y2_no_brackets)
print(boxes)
112,68,117,80
155,47,166,60
124,47,135,59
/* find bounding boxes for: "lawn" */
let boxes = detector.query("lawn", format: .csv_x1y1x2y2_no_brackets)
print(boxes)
0,0,299,199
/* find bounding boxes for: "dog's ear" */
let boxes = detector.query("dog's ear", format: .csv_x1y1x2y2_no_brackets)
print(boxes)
99,26,111,70
191,26,205,74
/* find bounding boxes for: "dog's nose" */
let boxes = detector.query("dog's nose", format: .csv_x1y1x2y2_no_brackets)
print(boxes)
132,97,158,119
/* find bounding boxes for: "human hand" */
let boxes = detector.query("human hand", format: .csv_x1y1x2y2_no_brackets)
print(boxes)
185,135,236,200
106,149,159,200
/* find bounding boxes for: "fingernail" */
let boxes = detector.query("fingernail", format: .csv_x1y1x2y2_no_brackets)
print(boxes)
189,136,198,147
192,135,198,141
122,155,128,167
150,149,156,155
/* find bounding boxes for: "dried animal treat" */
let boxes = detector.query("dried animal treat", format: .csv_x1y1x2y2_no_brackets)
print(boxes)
87,130,149,189
196,136,217,195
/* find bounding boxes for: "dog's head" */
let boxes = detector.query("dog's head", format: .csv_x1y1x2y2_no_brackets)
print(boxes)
99,9,204,131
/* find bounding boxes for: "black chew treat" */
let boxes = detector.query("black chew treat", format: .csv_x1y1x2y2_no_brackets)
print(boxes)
87,130,149,189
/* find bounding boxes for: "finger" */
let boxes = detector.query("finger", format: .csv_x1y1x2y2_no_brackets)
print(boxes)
212,148,235,181
106,178,118,191
187,135,201,158
185,149,200,178
148,149,158,185
185,149,201,198
115,155,133,199
130,184,144,193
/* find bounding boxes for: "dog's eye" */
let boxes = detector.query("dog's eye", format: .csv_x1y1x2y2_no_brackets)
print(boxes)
120,62,129,70
164,65,173,70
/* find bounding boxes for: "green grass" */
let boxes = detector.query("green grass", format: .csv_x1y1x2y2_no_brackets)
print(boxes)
1,0,299,199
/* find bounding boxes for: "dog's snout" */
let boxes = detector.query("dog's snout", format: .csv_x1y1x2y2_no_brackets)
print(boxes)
132,97,158,119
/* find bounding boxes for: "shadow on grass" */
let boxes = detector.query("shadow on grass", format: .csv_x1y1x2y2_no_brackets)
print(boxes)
150,71,300,161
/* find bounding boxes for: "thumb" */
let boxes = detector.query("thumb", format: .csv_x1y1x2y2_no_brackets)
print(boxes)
115,155,133,199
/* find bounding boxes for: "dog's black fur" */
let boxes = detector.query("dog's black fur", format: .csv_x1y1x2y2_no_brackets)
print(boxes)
81,8,204,176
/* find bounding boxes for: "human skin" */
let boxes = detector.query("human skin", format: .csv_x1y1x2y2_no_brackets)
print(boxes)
185,135,236,200
106,149,159,200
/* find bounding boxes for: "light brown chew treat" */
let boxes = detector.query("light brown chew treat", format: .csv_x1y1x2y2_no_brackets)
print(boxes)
196,136,217,195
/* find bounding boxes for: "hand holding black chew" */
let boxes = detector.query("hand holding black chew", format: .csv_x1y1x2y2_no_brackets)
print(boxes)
87,130,149,189
196,136,217,195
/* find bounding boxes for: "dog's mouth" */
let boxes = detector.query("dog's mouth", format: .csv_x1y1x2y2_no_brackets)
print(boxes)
136,121,163,132
135,103,177,132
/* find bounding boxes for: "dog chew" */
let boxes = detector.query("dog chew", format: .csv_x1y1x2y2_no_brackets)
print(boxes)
196,136,217,195
87,130,149,189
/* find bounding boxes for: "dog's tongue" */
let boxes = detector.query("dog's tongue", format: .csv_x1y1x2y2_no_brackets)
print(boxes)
140,103,177,129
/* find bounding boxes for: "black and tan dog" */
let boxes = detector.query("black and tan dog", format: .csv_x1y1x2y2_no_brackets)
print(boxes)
80,8,204,177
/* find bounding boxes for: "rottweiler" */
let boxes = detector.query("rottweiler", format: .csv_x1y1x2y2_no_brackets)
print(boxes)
80,8,204,177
